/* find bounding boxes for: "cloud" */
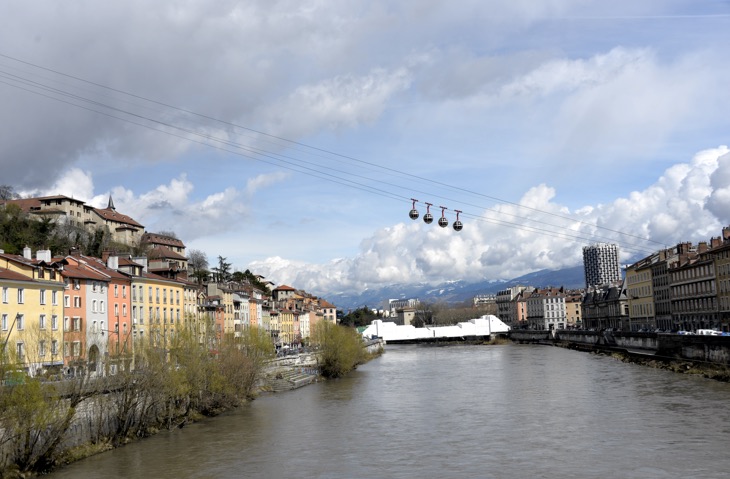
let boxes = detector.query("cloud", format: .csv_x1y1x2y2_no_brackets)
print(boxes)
252,146,730,294
245,171,291,197
256,67,413,138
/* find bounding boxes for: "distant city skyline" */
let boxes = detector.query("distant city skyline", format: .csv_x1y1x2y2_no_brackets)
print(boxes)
2,1,730,295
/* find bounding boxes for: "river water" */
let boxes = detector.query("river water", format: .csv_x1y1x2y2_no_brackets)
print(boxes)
47,344,730,478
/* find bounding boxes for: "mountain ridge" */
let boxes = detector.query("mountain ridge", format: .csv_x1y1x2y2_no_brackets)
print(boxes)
325,265,586,311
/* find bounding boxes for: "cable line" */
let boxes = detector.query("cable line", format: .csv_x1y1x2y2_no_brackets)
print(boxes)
0,52,665,255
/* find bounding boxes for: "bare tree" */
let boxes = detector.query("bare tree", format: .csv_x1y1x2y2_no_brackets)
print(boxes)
188,249,208,273
155,230,178,239
0,185,18,200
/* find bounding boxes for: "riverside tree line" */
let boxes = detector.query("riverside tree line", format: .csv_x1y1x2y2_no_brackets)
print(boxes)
0,312,369,477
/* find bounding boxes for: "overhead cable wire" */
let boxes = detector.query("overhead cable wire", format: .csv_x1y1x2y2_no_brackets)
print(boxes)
0,53,663,254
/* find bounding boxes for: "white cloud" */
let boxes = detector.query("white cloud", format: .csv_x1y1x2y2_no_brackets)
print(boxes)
258,67,413,138
252,146,730,294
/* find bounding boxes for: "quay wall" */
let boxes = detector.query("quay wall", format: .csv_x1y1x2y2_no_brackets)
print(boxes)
512,330,730,366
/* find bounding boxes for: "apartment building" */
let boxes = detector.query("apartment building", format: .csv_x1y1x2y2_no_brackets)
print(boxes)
583,243,622,288
0,249,65,377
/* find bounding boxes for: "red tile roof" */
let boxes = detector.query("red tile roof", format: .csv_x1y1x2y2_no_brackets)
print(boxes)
93,207,144,228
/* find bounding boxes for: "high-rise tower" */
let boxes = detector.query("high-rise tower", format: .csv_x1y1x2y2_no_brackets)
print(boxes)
582,243,621,288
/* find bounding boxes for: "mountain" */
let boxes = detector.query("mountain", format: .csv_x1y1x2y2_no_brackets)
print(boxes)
327,265,586,311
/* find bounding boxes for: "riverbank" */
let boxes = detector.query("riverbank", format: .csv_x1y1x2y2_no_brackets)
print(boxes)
5,343,383,479
510,329,730,382
558,340,730,382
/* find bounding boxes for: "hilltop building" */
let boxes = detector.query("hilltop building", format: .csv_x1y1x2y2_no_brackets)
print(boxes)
0,194,144,246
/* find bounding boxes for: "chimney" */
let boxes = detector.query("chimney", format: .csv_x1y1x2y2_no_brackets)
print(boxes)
36,250,52,262
698,241,708,254
107,255,119,270
133,256,148,273
23,246,31,260
711,236,722,249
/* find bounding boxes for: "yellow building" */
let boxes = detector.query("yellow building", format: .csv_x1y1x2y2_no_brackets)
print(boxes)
115,256,184,351
278,309,295,345
0,249,65,377
626,259,654,331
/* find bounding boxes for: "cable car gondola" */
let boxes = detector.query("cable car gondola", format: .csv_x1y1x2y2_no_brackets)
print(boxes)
423,202,434,224
453,210,463,231
438,206,449,228
409,198,419,220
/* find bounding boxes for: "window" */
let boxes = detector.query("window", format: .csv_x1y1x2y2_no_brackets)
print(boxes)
92,300,98,313
52,315,58,330
1,314,7,331
51,340,58,356
39,314,46,330
64,295,70,307
64,341,69,357
39,340,46,357
114,284,119,297
52,290,58,306
17,288,24,304
73,317,81,331
114,304,119,317
16,314,23,331
16,342,24,360
74,296,81,308
148,287,152,302
72,341,80,357
64,317,69,332
39,289,46,305
123,304,127,317
2,287,7,303
122,285,127,298
100,300,105,313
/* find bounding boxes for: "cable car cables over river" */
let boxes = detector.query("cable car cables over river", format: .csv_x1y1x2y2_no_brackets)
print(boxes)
0,52,669,255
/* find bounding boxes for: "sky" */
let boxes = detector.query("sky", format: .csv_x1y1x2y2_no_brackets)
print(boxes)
2,1,730,297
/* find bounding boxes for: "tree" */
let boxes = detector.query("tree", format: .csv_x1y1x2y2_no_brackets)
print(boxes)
211,255,231,283
311,322,365,378
188,249,208,273
155,230,178,239
0,185,18,200
340,306,378,328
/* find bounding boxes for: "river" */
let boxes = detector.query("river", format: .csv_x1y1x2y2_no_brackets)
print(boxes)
47,344,730,478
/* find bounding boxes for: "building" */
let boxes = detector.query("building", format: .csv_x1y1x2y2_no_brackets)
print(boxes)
564,291,583,329
625,256,655,332
581,281,629,331
0,248,65,377
1,195,144,246
670,242,717,332
583,243,622,288
495,286,533,327
141,233,188,279
526,287,566,330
